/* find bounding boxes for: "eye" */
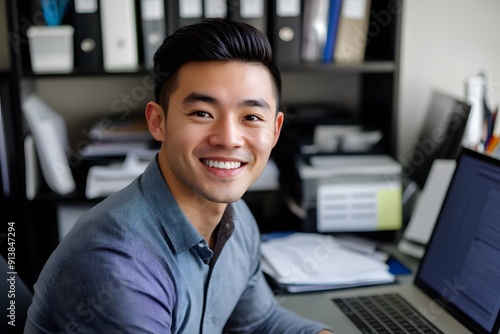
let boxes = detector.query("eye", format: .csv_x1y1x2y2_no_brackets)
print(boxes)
192,111,211,118
243,115,261,122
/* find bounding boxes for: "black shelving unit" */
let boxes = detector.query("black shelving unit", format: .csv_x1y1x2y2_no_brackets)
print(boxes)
4,0,403,286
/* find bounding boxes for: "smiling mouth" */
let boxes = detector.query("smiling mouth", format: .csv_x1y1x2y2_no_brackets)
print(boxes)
202,159,243,170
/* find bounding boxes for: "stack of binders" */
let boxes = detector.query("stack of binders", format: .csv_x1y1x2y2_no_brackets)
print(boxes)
68,0,376,72
71,0,169,72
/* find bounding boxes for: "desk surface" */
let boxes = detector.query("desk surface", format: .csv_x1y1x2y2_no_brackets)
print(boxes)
277,243,417,326
277,244,473,334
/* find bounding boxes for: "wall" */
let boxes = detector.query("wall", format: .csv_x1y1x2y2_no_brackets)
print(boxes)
398,0,500,159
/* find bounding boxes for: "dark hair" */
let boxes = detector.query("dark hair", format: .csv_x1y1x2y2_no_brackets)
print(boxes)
153,18,282,113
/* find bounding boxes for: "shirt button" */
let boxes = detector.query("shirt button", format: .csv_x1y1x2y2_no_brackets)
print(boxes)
225,223,230,229
198,242,205,248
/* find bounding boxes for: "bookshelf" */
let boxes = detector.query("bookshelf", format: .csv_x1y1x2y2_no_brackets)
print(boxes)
3,0,402,287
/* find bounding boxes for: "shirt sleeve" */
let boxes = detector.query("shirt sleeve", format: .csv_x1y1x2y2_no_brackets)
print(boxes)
224,264,332,334
28,243,176,333
223,207,332,334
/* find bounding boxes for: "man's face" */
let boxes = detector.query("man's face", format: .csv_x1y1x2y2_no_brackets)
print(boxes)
159,61,283,205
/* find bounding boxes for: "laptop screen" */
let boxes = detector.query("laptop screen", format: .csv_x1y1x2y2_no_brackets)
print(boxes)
415,148,500,333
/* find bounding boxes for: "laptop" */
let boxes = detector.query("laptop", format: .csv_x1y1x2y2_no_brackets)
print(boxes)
279,147,500,334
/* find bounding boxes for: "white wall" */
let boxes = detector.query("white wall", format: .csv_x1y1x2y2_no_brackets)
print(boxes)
398,0,500,159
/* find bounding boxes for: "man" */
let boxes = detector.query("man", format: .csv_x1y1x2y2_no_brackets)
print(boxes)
25,18,333,333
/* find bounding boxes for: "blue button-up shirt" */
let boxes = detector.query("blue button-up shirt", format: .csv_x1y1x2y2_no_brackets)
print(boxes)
25,157,330,333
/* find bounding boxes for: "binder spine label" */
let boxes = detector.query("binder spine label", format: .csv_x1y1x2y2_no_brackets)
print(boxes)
277,0,301,17
75,0,98,13
204,0,227,18
141,0,165,20
241,0,264,18
179,0,203,18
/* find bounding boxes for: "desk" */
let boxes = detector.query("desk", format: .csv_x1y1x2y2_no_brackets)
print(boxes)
277,245,472,333
276,243,418,333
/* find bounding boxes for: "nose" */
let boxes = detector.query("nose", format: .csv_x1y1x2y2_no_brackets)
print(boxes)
208,116,244,149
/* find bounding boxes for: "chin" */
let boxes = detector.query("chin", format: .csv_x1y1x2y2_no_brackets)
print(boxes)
203,190,246,204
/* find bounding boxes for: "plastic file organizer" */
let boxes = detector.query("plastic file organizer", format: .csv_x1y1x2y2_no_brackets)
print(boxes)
299,155,402,232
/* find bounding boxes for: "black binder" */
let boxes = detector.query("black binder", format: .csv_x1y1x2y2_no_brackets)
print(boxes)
71,0,103,70
139,0,167,69
174,0,204,29
228,0,267,34
269,0,303,66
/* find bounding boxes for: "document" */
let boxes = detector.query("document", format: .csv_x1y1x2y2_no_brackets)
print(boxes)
85,149,156,199
398,159,456,258
261,232,395,293
317,180,402,232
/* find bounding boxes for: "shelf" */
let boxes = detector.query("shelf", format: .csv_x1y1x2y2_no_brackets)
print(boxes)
21,66,153,78
20,61,396,78
281,61,396,73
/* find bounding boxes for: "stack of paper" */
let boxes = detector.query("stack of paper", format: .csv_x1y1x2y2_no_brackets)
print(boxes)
79,113,153,158
85,149,156,199
261,232,395,293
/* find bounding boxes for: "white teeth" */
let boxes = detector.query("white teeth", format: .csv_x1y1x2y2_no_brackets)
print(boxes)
203,160,242,169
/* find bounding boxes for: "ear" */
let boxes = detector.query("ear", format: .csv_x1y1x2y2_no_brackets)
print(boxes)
145,101,166,142
272,111,284,148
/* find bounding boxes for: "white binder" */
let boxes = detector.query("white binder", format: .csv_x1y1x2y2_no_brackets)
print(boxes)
100,0,139,70
22,95,76,195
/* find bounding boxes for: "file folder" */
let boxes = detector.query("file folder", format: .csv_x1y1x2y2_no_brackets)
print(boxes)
334,0,371,63
301,0,330,63
270,0,303,66
228,0,267,33
100,0,139,71
140,0,167,69
72,0,103,70
22,95,76,195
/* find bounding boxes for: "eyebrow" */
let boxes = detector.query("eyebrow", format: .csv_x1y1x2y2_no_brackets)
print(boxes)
183,92,272,111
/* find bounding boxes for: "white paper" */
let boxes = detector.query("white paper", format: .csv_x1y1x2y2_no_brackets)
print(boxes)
403,160,456,244
261,233,394,287
317,180,400,232
85,150,155,199
300,154,401,180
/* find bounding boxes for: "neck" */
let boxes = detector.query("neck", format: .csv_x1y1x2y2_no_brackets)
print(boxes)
178,199,227,248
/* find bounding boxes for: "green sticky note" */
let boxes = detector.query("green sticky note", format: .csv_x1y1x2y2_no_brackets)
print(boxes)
377,188,402,230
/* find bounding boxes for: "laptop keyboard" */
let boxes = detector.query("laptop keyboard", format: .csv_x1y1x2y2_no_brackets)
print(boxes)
333,293,443,334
